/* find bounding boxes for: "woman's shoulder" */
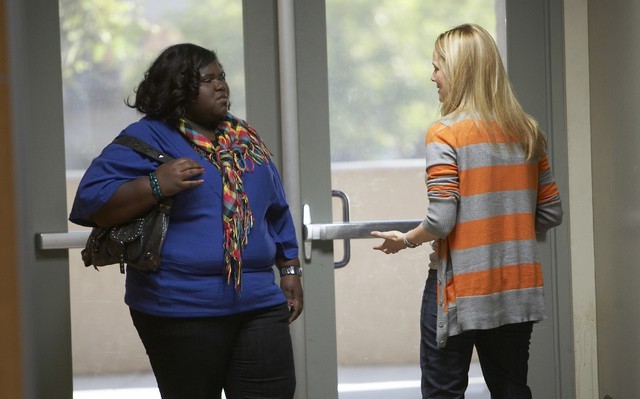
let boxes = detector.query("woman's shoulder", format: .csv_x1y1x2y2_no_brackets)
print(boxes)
114,117,188,154
119,117,173,141
427,115,459,140
427,112,483,148
435,111,478,128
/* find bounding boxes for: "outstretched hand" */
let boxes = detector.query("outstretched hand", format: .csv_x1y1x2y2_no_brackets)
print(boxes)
371,230,406,254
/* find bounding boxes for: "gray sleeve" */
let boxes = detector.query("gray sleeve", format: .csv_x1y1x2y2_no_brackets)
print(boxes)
422,140,459,238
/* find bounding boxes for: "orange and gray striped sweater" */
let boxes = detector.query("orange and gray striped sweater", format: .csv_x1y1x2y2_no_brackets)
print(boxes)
422,113,563,348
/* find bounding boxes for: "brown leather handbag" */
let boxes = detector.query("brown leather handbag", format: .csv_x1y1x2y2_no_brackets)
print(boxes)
81,135,174,273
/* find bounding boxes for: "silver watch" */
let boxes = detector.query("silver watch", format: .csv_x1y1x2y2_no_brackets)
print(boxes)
279,266,302,277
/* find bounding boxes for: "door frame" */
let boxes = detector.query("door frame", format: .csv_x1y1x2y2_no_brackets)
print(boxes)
7,0,73,398
243,1,338,398
506,1,574,396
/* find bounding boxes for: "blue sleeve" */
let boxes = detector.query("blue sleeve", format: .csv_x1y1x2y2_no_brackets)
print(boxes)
68,118,173,227
68,142,158,227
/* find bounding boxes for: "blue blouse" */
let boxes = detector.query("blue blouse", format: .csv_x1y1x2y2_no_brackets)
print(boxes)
69,117,299,317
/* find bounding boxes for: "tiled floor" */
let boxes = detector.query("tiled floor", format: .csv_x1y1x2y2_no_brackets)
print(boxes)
73,363,490,399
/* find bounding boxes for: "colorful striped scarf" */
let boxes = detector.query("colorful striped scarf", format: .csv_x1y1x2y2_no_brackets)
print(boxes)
178,114,272,291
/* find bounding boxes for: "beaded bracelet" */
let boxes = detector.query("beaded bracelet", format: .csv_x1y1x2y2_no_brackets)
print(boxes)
149,171,164,201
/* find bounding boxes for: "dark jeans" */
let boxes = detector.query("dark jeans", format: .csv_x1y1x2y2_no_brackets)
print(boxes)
420,269,533,399
130,303,296,399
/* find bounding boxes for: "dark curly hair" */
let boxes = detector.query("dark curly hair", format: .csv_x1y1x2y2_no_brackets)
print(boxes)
126,43,221,126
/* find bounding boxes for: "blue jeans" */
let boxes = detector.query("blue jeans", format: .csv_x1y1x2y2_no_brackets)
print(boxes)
130,303,296,399
420,269,533,399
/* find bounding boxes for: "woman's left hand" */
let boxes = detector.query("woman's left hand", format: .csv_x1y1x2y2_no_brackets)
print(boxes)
280,276,304,324
371,230,405,254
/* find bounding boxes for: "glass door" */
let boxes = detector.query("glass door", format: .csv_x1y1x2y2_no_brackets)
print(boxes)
323,1,501,398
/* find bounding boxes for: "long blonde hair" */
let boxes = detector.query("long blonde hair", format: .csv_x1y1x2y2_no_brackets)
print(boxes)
434,24,546,160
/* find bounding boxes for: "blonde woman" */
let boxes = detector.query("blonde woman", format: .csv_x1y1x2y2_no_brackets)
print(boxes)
372,24,562,398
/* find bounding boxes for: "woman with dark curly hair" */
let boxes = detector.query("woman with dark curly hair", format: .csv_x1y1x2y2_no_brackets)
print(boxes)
70,43,303,399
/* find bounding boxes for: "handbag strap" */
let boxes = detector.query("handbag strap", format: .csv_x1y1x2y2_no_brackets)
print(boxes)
113,135,174,164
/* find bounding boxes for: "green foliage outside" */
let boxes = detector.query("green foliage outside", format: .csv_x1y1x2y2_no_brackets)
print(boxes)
59,0,244,103
60,0,246,169
59,0,496,168
59,0,148,83
326,0,496,161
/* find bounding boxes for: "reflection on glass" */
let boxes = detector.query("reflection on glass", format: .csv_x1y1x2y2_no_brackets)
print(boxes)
59,0,244,396
326,1,497,398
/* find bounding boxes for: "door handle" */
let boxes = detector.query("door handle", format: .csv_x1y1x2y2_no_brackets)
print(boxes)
303,191,421,268
331,190,350,268
302,191,353,267
36,231,90,250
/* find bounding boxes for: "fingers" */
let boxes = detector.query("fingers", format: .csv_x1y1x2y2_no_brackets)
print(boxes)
376,245,400,254
373,240,387,251
370,230,388,239
169,158,205,178
370,230,402,240
280,276,303,323
372,230,404,254
155,158,205,196
287,299,303,323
